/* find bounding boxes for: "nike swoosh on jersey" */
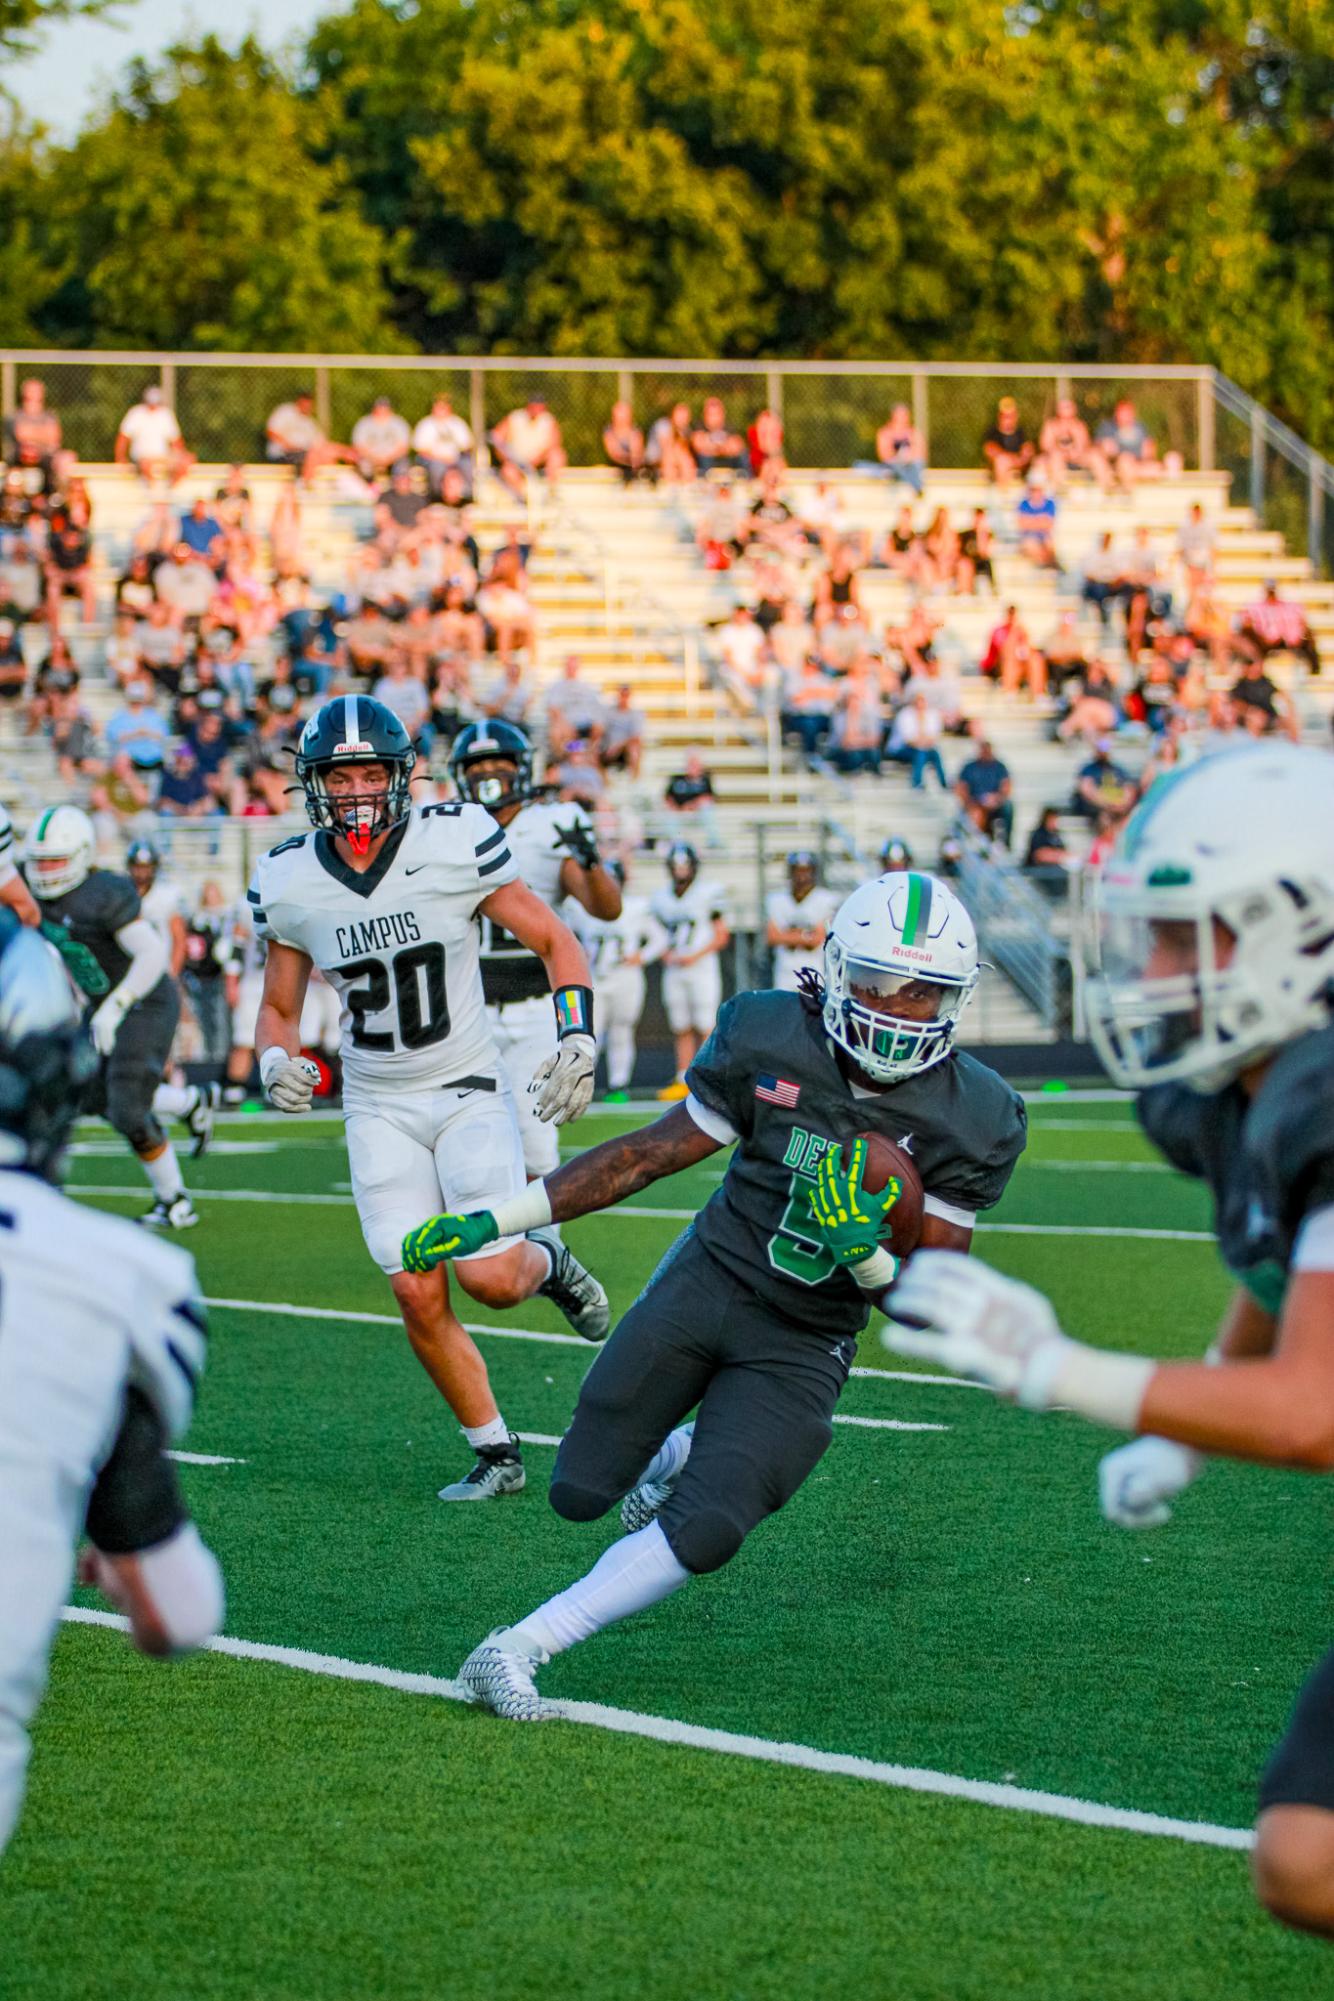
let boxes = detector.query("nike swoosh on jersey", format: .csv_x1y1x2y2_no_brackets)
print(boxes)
405,864,427,875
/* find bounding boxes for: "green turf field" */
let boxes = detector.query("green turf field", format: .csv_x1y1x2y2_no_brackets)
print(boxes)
3,1097,1331,2000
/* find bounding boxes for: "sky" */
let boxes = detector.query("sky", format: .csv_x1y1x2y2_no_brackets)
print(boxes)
14,0,332,136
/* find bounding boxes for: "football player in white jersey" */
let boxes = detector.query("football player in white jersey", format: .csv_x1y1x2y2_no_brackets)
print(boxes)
650,842,730,1100
251,696,609,1502
126,839,221,1157
578,859,670,1102
765,850,838,993
0,916,223,1857
448,720,623,1173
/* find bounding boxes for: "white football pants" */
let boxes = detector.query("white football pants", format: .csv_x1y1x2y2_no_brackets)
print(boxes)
596,966,646,1092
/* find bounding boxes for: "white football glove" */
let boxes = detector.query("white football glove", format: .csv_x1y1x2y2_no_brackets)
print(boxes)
882,1251,1071,1405
89,987,132,1056
1099,1435,1204,1530
265,1055,322,1114
530,1034,596,1126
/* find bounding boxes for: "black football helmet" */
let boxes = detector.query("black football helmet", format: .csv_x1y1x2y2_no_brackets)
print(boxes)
0,911,98,1180
126,838,161,883
448,720,533,814
666,841,699,889
787,848,819,894
294,695,416,854
880,836,914,873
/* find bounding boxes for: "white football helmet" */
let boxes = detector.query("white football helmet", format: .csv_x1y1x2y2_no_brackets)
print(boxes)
23,804,96,900
822,871,980,1083
1086,743,1334,1093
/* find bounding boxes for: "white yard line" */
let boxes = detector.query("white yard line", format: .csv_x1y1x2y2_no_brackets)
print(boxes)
1021,1160,1172,1174
850,1365,987,1391
832,1415,948,1433
57,1605,1251,1852
167,1451,248,1467
81,1188,1214,1241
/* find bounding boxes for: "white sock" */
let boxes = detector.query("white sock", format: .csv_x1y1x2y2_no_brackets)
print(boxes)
152,1083,196,1122
510,1521,690,1659
142,1147,184,1204
639,1422,694,1489
464,1415,512,1452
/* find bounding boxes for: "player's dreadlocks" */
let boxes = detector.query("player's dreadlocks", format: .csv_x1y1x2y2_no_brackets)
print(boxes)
795,966,826,1016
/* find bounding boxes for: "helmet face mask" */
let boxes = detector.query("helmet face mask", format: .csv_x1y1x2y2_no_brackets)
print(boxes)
295,698,415,855
449,721,533,816
24,804,96,900
822,871,979,1083
1083,746,1334,1094
667,842,698,892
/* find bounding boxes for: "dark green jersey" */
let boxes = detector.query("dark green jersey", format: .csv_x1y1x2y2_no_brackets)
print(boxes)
686,990,1027,1337
24,869,157,995
1139,1025,1334,1316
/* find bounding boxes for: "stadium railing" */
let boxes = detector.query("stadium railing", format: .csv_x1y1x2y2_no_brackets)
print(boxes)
3,350,1329,575
951,824,1073,1035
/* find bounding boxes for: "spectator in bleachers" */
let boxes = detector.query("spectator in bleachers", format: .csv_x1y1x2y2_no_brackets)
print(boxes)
0,539,42,626
102,607,139,689
179,496,225,566
955,730,1014,844
1120,526,1171,657
798,479,849,558
93,753,157,834
747,470,804,560
779,653,835,763
1073,740,1136,823
0,467,33,543
1038,611,1091,696
433,581,485,662
866,405,926,495
182,703,236,810
49,684,101,784
265,393,354,484
43,496,95,627
1037,397,1109,492
1023,807,1071,893
645,403,695,485
157,742,216,819
602,402,648,487
884,692,947,790
982,397,1034,489
554,737,606,808
956,508,996,595
879,504,924,584
491,397,567,497
768,598,815,679
812,547,863,622
716,602,768,698
696,480,748,567
374,466,429,549
599,684,645,778
475,546,535,658
1056,660,1122,744
131,501,177,564
104,677,171,769
372,649,433,749
920,507,960,592
691,397,747,477
212,466,253,536
545,653,606,756
478,655,531,729
882,602,940,681
136,605,188,693
1128,655,1181,735
3,378,61,490
27,634,79,733
351,395,412,489
1015,472,1059,570
1230,653,1300,739
747,407,785,479
0,619,27,711
980,604,1045,697
826,657,884,775
664,751,718,839
413,395,475,498
232,684,301,815
115,385,195,486
1177,502,1215,588
154,542,217,625
1080,529,1126,628
1236,580,1321,677
903,653,966,735
1093,397,1160,491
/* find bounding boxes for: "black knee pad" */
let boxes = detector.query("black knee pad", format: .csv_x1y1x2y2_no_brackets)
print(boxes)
548,1478,616,1524
661,1505,747,1576
107,1092,163,1152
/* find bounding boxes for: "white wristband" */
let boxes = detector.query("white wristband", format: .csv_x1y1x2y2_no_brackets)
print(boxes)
1023,1341,1155,1431
491,1181,554,1237
259,1045,290,1089
852,1245,900,1292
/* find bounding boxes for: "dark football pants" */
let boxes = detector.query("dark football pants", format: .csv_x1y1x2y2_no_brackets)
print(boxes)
81,981,178,1153
1259,1645,1334,1814
549,1228,853,1574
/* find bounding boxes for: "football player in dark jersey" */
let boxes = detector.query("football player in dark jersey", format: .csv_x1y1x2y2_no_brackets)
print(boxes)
401,869,1026,1717
22,805,199,1228
886,743,1334,1940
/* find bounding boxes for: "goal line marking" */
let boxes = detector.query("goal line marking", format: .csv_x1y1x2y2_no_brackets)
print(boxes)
58,1606,1251,1854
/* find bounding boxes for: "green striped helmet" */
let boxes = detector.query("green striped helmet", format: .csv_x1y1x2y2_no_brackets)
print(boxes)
822,870,979,1082
23,803,96,900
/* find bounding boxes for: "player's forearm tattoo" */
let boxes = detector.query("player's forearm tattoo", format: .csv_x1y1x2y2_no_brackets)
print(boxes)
545,1108,716,1223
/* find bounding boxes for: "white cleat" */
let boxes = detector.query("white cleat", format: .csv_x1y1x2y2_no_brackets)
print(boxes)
458,1631,550,1721
142,1195,199,1230
530,1227,610,1342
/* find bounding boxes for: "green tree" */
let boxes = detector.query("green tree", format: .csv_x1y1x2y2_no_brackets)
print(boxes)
0,0,112,59
38,37,402,353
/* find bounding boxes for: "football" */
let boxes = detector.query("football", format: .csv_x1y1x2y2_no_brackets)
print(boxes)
854,1131,925,1258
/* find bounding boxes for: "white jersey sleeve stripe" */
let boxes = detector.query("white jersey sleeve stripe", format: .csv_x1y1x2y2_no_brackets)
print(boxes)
477,846,513,878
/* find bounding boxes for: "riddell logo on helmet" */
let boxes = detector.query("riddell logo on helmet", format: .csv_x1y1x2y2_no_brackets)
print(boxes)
333,740,375,756
896,946,934,962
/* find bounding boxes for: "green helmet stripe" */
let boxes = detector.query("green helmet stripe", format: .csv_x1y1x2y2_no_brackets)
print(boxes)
35,807,56,842
901,871,932,947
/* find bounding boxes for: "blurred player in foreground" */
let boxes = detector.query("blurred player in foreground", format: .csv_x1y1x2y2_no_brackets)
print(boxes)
885,744,1334,1939
403,870,1026,1716
0,917,221,1857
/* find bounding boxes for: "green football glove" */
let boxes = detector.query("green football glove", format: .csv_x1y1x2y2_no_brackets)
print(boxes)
808,1139,901,1269
401,1210,499,1273
40,921,110,998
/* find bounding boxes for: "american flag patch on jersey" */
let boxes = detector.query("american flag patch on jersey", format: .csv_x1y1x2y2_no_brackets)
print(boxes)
755,1073,800,1108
